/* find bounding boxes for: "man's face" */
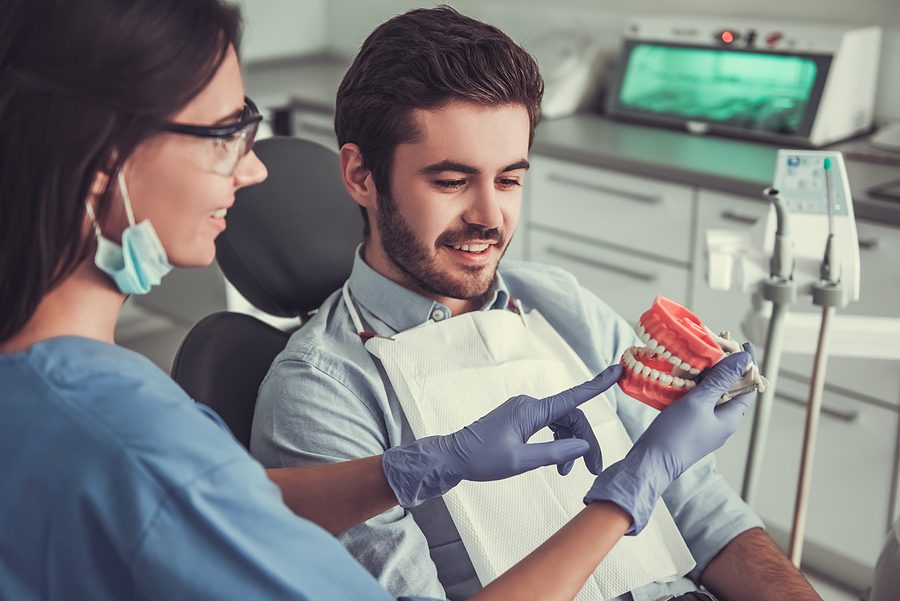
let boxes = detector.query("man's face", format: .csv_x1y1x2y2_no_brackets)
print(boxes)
367,100,530,308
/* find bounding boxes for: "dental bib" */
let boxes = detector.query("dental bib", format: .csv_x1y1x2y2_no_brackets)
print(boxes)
343,283,695,601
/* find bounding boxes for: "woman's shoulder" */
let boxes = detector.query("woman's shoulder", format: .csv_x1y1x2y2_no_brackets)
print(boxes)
1,336,251,488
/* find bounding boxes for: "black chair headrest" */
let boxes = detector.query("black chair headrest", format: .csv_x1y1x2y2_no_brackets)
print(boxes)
216,136,362,317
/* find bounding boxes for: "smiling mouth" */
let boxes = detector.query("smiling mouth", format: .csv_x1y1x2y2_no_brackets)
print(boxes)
618,296,768,411
447,242,493,254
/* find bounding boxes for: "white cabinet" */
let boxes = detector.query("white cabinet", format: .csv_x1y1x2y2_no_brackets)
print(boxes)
525,158,694,322
529,231,689,323
528,158,694,263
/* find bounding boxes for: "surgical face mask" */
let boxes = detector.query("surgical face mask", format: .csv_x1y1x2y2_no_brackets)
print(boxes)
86,172,172,295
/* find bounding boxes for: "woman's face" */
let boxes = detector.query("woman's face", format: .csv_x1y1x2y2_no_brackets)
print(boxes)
104,45,267,268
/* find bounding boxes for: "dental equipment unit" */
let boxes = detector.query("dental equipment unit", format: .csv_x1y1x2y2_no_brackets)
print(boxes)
706,150,861,566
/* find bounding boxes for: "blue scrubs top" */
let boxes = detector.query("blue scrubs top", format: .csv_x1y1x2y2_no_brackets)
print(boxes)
0,337,438,601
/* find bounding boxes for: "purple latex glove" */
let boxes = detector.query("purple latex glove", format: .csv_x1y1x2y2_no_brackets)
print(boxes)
585,345,757,534
383,364,623,508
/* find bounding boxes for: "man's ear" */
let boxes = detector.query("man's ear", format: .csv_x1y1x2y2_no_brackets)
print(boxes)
339,143,377,210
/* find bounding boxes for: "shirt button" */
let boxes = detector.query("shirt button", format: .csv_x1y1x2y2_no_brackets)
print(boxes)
431,309,447,321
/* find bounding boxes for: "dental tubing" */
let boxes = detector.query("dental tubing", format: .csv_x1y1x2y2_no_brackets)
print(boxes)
789,158,846,567
618,296,768,412
742,187,797,505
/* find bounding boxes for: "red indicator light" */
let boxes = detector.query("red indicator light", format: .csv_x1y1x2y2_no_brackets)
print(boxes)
721,31,734,44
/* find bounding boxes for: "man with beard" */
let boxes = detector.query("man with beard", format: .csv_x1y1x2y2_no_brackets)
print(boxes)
251,7,819,601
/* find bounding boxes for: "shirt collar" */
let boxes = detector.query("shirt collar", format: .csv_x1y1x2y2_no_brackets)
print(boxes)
347,245,511,333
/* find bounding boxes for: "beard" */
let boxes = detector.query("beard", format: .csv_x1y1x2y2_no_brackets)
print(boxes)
375,191,506,301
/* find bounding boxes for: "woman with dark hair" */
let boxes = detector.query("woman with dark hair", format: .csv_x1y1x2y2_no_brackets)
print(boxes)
0,1,755,600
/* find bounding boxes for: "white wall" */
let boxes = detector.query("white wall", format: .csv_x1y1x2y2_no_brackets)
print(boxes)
324,0,900,122
236,0,327,63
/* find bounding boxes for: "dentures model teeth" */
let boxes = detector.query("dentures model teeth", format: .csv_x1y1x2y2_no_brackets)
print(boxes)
618,296,768,411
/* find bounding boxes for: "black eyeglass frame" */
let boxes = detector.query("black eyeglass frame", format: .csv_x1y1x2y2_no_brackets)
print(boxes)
161,96,262,139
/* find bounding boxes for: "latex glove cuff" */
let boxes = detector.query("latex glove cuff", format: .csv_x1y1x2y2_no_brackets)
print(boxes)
583,451,669,536
382,435,461,508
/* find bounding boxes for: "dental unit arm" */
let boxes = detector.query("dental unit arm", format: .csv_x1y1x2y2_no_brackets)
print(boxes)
705,150,869,567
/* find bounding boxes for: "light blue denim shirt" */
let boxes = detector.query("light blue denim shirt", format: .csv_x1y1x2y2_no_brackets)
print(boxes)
251,252,764,601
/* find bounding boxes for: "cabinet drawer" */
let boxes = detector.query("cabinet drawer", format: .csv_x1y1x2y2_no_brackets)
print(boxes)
529,158,694,263
529,230,689,324
714,377,898,569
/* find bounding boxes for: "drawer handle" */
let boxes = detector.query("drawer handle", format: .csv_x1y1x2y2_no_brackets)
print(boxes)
544,246,658,283
858,237,879,251
720,210,760,226
547,174,663,204
774,391,859,423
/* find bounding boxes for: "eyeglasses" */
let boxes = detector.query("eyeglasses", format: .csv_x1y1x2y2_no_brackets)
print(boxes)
161,96,263,176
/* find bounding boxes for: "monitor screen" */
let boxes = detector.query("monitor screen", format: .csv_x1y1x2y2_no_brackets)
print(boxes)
609,41,831,139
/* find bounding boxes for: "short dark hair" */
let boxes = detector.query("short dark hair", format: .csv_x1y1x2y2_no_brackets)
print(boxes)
334,6,544,232
0,0,241,342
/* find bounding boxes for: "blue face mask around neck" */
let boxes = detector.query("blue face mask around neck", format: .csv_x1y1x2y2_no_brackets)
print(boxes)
87,171,173,295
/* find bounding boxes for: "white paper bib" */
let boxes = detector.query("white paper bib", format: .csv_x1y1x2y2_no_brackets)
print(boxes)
343,284,694,600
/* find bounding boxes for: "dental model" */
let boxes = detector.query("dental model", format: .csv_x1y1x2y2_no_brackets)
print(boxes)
619,296,768,411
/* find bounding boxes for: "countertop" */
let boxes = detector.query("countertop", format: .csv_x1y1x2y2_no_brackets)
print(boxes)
244,55,900,226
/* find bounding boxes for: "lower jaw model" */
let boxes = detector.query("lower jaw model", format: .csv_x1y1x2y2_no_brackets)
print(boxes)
618,296,769,411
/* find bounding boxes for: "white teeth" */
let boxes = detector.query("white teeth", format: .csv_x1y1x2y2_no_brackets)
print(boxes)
641,365,651,377
211,208,227,218
633,361,645,374
659,373,674,385
669,355,682,366
641,332,651,343
647,338,659,352
656,343,666,354
649,369,660,381
452,243,489,252
680,361,693,372
673,377,685,389
685,380,697,390
637,323,646,337
689,368,700,376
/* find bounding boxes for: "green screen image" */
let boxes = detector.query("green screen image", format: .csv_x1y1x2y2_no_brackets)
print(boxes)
618,44,819,134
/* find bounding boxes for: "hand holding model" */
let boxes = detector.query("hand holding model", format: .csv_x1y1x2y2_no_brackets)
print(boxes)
587,348,757,533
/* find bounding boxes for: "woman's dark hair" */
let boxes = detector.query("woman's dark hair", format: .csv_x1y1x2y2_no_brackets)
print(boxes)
0,0,242,342
334,6,544,235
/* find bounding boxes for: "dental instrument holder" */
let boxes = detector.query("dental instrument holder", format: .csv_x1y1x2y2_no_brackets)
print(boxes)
705,150,860,567
742,188,797,509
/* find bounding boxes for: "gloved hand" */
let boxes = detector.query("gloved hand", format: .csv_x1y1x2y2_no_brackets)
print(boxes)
383,364,623,508
584,344,757,534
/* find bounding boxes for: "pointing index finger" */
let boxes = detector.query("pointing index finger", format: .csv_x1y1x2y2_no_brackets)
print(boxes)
538,364,624,426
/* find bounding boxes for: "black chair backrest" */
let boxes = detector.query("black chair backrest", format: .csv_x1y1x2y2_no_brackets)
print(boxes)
171,312,289,449
171,137,360,447
215,136,362,318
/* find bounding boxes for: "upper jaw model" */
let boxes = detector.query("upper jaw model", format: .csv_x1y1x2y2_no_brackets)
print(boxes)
618,296,769,411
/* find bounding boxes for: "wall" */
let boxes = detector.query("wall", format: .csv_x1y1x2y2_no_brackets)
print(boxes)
236,0,327,63
324,0,900,123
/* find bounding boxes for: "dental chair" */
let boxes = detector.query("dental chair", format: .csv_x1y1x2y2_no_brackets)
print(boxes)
170,136,361,448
